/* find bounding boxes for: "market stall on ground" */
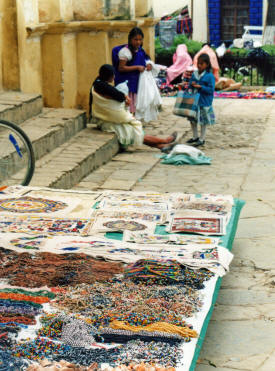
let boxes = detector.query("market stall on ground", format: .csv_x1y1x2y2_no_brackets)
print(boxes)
0,185,244,370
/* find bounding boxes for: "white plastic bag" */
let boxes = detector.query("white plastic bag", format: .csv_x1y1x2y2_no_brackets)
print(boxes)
233,38,244,49
115,80,129,95
136,68,162,123
216,43,226,57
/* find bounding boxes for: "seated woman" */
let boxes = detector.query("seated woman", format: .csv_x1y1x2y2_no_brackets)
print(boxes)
89,64,177,151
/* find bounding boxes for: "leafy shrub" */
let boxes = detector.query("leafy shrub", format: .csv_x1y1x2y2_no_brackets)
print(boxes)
155,35,203,59
261,45,275,56
155,34,275,60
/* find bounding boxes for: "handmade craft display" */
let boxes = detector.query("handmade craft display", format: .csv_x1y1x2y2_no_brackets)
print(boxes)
98,200,170,212
88,217,157,234
26,189,102,218
0,247,123,287
193,193,234,205
10,235,49,250
0,185,242,371
0,216,90,235
174,200,232,219
123,231,220,245
0,196,67,214
95,209,168,224
169,212,227,235
99,190,170,203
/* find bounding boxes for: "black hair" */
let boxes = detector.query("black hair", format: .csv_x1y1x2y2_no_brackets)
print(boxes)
98,64,115,82
197,53,212,72
128,27,144,56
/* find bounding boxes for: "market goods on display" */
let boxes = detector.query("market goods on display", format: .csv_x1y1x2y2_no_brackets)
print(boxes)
0,186,244,370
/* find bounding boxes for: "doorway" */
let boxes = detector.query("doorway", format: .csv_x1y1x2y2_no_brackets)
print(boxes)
220,0,250,41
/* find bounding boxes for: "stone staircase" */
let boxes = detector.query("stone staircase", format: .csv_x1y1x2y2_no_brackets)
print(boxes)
0,92,119,189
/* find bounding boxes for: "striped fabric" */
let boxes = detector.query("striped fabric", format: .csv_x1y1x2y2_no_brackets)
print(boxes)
173,90,200,119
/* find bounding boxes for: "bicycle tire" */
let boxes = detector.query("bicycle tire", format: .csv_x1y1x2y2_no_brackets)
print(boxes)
0,119,35,186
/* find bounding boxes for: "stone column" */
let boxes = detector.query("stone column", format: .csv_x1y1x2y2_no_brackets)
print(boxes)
62,33,77,108
16,0,43,93
142,25,155,60
41,34,63,107
39,0,77,108
76,31,110,112
0,0,20,90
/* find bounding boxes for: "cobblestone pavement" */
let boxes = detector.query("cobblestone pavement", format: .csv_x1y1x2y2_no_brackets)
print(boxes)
75,98,275,371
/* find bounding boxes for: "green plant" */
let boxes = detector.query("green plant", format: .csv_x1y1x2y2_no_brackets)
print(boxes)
261,45,275,56
222,68,264,86
155,35,203,59
226,48,249,57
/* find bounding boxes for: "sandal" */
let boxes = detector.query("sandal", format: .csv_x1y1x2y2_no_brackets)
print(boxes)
193,139,205,147
186,137,199,144
170,131,178,142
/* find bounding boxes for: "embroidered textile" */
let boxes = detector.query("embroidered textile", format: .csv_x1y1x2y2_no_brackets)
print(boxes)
123,231,220,245
99,191,170,203
0,196,67,214
0,216,90,235
98,200,170,212
88,217,156,234
94,209,167,224
169,213,226,235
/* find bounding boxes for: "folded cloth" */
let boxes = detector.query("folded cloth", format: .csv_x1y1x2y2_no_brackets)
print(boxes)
161,144,211,165
161,154,211,165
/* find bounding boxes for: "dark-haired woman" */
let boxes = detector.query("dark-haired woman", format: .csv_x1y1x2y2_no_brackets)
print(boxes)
186,53,216,147
90,64,177,151
112,27,152,114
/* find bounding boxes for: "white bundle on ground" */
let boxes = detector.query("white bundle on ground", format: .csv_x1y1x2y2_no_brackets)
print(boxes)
167,144,205,159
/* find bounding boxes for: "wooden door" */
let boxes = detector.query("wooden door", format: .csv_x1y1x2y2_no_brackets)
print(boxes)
220,0,250,41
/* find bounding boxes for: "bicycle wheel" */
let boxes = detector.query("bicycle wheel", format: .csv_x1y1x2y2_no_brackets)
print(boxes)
0,120,35,186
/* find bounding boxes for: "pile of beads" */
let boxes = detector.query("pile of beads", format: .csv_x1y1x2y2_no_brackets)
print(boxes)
181,266,214,290
114,340,182,367
0,348,29,370
0,248,123,287
124,260,183,284
125,260,213,289
52,280,202,329
0,288,54,332
12,337,121,366
38,314,101,348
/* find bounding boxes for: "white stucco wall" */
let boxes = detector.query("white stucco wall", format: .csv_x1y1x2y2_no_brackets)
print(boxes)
152,0,191,18
192,0,208,42
263,0,268,26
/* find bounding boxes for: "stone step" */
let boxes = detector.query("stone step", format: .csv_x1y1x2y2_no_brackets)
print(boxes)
18,128,119,189
20,108,87,160
0,92,43,124
0,108,87,183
